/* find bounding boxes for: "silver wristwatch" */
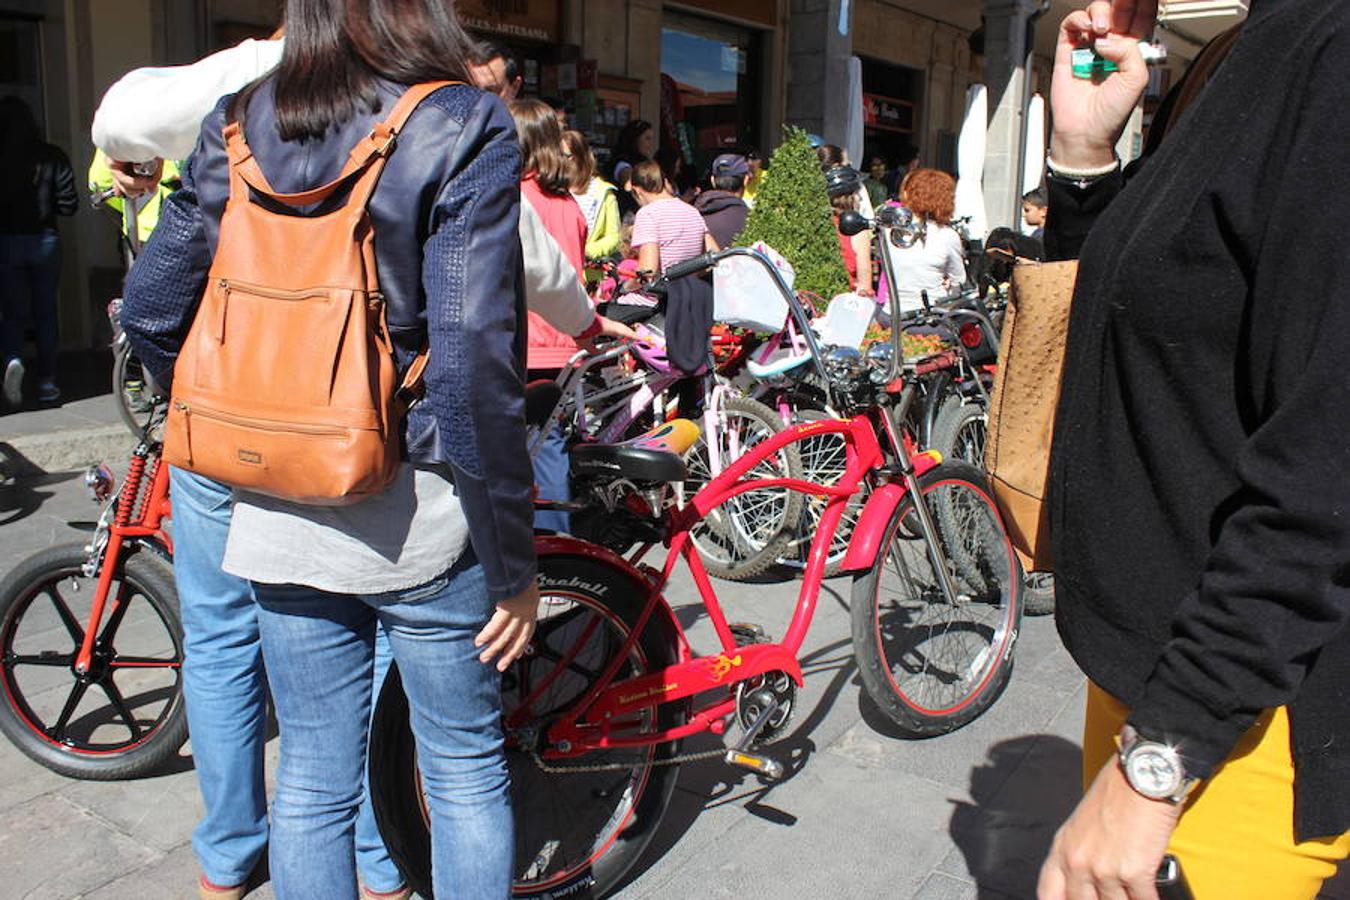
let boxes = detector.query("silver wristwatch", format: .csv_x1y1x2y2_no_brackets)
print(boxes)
1118,725,1201,803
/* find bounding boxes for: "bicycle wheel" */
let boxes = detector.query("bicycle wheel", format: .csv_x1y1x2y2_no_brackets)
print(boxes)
112,343,155,438
775,409,866,578
931,395,988,469
683,394,804,581
370,555,685,899
850,462,1023,736
0,543,187,779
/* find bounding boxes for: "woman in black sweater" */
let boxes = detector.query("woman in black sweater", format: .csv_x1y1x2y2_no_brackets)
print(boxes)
1037,2,1349,898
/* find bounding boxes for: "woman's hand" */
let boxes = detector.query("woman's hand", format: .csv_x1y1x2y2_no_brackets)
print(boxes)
579,314,639,353
1050,1,1156,169
475,581,539,672
1037,757,1181,900
109,158,162,198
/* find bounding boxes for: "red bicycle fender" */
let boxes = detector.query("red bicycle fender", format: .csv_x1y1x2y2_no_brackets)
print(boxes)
534,534,691,658
839,452,944,573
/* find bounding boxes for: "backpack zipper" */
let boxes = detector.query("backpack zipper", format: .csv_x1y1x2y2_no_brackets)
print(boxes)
175,400,352,437
217,278,342,301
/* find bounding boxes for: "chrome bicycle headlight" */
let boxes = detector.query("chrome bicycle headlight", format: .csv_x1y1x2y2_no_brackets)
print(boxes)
84,464,117,504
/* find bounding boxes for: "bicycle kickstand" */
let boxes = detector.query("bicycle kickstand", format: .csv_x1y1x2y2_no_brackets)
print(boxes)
724,700,786,780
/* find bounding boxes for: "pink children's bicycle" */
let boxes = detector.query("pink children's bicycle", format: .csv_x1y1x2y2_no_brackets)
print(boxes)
370,230,1026,899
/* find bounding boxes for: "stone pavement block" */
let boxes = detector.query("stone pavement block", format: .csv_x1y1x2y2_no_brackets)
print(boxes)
80,842,278,900
938,722,1083,899
911,871,981,900
0,734,72,814
59,763,204,854
0,793,159,898
826,631,1080,798
629,761,960,899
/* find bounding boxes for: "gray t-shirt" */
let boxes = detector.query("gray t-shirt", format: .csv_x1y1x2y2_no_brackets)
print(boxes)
222,465,469,595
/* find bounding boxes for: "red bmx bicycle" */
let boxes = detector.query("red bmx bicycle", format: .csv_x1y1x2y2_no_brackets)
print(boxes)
370,239,1025,899
0,417,185,779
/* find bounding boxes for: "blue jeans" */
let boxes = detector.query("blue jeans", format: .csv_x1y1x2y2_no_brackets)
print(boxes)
0,231,62,379
253,557,513,900
169,469,404,891
533,424,571,534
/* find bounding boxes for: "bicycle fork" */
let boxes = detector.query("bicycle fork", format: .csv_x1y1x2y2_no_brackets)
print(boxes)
877,386,964,608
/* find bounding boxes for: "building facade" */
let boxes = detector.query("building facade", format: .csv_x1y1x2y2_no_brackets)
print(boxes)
1,0,1241,353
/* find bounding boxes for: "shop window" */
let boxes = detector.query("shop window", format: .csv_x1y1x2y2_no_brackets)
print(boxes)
660,12,763,181
860,57,923,178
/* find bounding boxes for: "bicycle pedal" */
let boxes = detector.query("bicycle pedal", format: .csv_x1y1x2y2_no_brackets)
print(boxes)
725,749,784,780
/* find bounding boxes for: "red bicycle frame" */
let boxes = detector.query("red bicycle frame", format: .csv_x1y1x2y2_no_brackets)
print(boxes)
72,450,174,677
537,412,941,757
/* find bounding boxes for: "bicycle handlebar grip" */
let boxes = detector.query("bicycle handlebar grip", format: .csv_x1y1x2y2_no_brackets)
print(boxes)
663,252,717,280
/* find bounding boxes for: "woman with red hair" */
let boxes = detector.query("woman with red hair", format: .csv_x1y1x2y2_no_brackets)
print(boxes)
884,168,965,314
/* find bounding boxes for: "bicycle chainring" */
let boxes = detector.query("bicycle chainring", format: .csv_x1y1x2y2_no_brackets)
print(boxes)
735,670,796,746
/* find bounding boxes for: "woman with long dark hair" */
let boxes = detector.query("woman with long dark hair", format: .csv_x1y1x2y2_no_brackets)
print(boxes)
0,96,77,408
121,2,534,898
610,118,656,218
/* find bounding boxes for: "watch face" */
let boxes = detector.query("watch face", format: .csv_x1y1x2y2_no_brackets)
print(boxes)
1125,746,1182,799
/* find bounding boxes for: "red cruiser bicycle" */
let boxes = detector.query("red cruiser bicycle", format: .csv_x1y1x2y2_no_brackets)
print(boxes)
370,226,1025,899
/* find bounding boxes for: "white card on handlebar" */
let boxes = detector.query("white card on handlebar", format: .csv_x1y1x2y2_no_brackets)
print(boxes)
712,241,793,334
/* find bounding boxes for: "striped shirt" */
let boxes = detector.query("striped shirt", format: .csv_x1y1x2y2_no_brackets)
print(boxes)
631,197,707,272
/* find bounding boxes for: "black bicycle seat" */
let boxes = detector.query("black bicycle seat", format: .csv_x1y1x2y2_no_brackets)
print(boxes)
569,419,700,484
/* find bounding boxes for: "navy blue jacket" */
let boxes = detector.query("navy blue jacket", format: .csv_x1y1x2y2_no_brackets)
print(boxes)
121,79,536,602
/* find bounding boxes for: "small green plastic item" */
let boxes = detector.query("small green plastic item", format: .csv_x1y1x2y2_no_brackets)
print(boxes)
1072,46,1119,78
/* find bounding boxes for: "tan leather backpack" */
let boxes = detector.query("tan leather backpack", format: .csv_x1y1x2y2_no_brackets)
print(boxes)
163,82,450,505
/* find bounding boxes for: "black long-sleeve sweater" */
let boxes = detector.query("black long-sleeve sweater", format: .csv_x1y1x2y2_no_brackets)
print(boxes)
1045,0,1349,841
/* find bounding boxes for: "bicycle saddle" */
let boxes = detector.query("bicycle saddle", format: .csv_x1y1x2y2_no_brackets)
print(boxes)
570,419,701,483
525,380,562,428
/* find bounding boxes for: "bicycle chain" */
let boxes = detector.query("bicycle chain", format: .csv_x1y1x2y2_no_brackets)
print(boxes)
527,745,727,774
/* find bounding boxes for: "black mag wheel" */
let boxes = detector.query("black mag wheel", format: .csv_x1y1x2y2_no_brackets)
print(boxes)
682,394,804,581
850,462,1023,737
0,543,187,779
370,555,685,899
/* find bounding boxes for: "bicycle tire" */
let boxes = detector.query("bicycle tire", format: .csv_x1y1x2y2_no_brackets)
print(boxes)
370,554,686,899
683,394,804,581
0,543,187,779
850,462,1023,737
930,395,988,470
112,343,154,438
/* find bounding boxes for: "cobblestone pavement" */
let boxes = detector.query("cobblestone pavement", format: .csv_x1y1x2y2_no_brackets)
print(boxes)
0,463,1344,899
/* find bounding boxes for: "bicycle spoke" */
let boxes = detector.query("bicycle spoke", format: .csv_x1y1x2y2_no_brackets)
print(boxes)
6,652,75,668
43,585,86,646
101,678,143,741
98,582,135,646
49,680,90,741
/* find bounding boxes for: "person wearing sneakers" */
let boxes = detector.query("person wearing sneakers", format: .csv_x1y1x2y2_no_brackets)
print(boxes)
0,96,77,408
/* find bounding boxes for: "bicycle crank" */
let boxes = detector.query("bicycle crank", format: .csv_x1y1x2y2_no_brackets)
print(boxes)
725,694,786,780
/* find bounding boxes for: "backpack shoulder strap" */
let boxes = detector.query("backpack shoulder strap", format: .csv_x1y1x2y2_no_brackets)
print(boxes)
223,81,458,210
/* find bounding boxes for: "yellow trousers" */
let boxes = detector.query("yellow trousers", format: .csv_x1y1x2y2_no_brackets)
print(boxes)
1083,683,1348,898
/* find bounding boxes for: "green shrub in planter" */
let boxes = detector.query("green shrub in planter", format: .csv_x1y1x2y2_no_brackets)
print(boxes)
733,126,849,306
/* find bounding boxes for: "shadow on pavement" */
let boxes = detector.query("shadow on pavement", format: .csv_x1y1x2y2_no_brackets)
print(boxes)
949,733,1082,898
611,636,859,894
0,464,78,526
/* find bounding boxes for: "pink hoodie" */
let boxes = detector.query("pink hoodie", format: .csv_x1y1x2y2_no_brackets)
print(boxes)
520,175,590,370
